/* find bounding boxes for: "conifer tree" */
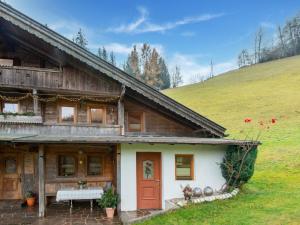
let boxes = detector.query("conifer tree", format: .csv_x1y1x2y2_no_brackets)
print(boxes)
73,28,88,49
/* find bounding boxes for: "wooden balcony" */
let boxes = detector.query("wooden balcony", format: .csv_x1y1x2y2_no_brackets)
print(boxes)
0,66,62,89
0,123,121,137
0,66,121,95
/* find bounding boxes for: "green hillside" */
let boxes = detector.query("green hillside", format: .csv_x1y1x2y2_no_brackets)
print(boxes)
141,56,300,225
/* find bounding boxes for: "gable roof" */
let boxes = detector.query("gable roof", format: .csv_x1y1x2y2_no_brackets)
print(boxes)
0,2,226,137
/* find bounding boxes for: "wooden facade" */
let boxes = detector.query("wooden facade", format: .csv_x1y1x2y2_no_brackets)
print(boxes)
0,2,228,217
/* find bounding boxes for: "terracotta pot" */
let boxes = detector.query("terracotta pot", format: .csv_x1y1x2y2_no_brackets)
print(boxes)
27,197,35,207
105,207,115,218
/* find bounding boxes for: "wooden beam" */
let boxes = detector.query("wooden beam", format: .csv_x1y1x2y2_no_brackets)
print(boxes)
38,144,45,217
116,144,121,195
118,85,125,135
32,89,38,115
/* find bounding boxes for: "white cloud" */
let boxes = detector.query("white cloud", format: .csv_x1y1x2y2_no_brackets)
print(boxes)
260,21,276,29
107,6,148,33
168,53,237,85
108,6,224,34
89,42,164,56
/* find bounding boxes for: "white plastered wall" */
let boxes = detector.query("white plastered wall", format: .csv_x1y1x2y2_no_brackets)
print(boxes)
120,143,227,211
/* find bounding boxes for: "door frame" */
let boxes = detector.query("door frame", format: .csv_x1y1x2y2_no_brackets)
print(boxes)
0,151,23,200
136,152,162,209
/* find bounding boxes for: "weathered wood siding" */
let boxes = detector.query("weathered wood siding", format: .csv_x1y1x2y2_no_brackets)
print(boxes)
0,144,116,199
44,144,115,196
124,99,195,136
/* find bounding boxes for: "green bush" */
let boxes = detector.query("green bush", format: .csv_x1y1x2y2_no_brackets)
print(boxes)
221,145,258,188
97,188,119,208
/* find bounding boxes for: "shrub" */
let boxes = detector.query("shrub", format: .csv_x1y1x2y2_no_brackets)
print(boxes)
221,145,258,188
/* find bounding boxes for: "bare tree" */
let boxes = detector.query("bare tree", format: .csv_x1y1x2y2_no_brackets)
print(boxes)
189,74,204,84
277,25,287,57
238,49,252,68
171,66,183,88
254,27,264,63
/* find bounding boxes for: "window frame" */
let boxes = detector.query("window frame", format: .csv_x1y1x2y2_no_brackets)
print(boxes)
87,105,106,125
175,154,194,180
127,111,145,132
86,154,104,176
58,103,77,124
57,154,78,177
1,102,19,114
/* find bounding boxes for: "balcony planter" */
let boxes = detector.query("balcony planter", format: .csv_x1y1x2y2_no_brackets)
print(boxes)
0,114,42,124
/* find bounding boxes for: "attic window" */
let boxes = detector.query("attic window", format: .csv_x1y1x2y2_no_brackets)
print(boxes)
127,112,144,132
0,59,13,67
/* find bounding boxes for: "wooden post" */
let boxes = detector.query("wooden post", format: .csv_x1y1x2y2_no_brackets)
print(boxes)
33,89,38,115
118,85,125,135
116,144,121,211
38,144,45,217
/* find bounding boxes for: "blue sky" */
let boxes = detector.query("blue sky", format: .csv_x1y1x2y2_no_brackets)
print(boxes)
5,0,300,84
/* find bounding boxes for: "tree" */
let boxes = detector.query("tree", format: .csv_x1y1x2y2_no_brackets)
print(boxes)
109,51,116,66
158,58,170,89
124,45,142,80
238,49,252,68
73,28,88,49
277,25,287,57
171,66,182,88
140,43,151,82
147,48,162,89
123,43,171,89
190,74,204,84
254,27,264,63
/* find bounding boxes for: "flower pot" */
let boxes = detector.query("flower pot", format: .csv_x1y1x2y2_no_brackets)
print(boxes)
26,197,35,207
105,207,115,218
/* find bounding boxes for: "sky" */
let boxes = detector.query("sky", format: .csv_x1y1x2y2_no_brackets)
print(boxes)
4,0,300,84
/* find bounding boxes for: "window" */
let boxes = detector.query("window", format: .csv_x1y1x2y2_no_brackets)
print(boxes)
175,155,194,180
143,160,154,179
59,106,76,123
87,155,103,176
58,155,76,177
2,103,18,113
88,107,105,124
0,58,13,67
128,112,144,132
5,158,17,174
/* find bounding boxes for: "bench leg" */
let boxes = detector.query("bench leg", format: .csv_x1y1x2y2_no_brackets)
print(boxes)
90,200,93,211
70,200,73,210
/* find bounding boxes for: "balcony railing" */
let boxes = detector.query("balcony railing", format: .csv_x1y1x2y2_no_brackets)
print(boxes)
0,123,121,137
0,66,62,89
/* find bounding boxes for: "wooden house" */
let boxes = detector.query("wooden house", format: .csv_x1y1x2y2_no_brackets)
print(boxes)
0,2,256,216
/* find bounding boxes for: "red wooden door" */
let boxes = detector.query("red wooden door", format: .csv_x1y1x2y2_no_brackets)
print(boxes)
137,152,161,209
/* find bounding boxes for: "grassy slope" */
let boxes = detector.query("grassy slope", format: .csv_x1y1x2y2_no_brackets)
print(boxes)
140,56,300,225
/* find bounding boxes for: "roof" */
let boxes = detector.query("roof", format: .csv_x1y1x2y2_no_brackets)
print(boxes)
0,134,260,146
0,2,226,137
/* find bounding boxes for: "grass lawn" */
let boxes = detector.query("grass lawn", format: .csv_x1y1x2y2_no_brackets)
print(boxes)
139,56,300,225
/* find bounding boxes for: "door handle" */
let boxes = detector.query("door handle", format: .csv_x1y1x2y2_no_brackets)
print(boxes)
19,174,22,183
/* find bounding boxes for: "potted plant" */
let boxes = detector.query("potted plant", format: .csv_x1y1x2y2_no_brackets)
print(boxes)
25,191,36,207
77,180,87,189
97,188,119,218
